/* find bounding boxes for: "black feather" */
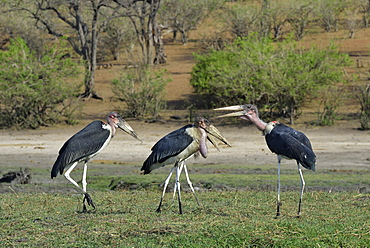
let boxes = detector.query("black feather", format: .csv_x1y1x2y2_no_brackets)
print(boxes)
141,124,194,174
51,121,110,178
265,123,316,171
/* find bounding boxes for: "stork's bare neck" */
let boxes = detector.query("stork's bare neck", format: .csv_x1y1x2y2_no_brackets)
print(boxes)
198,128,208,158
195,117,209,158
243,107,267,132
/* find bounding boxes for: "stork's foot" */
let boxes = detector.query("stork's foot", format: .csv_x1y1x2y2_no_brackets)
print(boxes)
275,202,282,218
156,199,163,213
82,193,96,212
178,205,183,214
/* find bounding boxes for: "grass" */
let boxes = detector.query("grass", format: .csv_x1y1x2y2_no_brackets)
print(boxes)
1,190,369,247
1,162,370,247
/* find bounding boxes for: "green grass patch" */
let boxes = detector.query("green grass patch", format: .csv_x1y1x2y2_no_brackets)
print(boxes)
1,191,369,247
1,163,369,247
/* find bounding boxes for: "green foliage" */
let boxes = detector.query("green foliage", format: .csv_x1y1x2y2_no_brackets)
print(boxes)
111,66,170,118
191,35,275,107
0,37,82,129
191,34,351,123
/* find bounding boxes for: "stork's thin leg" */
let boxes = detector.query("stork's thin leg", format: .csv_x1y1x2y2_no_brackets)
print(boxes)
276,155,282,217
64,162,81,190
297,162,306,217
82,162,88,193
183,164,201,206
81,162,95,212
172,161,185,202
64,161,94,213
175,164,183,214
156,166,176,213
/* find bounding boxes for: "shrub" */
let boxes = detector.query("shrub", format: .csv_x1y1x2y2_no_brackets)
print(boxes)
0,38,81,129
357,83,370,130
111,66,170,118
191,34,351,123
316,85,347,126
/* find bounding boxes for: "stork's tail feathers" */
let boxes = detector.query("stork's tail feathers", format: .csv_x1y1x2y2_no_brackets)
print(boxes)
300,150,316,172
51,157,64,178
141,157,153,175
141,153,163,175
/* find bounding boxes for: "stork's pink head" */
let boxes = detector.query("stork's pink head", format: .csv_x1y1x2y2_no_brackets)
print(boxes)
106,112,141,142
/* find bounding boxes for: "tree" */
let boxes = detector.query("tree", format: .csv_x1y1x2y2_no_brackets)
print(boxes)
267,0,288,39
114,0,167,64
0,38,81,129
191,34,351,123
315,0,347,32
12,0,123,99
98,18,136,61
10,0,167,98
159,0,223,45
286,0,315,40
220,2,260,39
359,0,370,27
346,1,360,38
0,7,47,59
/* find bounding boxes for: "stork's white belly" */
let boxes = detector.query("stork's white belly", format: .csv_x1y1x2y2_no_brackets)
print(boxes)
163,139,199,165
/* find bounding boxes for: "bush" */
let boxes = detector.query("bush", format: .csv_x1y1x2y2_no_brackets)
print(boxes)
316,85,347,126
0,38,82,129
191,34,351,123
357,83,370,130
111,66,170,118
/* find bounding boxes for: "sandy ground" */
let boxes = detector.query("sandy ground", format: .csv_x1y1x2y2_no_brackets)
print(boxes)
0,118,369,183
1,23,370,190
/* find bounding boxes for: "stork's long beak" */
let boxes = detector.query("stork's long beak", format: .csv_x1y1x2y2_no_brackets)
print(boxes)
205,124,231,148
214,105,247,118
117,118,142,142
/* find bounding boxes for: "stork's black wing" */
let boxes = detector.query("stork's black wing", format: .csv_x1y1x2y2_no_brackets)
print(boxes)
265,124,316,171
275,123,313,150
51,121,110,178
141,124,194,174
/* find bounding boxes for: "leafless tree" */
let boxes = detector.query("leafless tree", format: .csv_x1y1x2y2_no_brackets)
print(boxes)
286,0,316,40
221,2,260,39
346,0,361,38
114,0,166,64
260,0,289,39
358,0,370,27
159,0,222,45
99,18,136,61
315,0,347,32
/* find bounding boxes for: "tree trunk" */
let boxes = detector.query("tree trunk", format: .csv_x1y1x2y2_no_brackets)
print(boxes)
77,1,101,99
151,2,166,64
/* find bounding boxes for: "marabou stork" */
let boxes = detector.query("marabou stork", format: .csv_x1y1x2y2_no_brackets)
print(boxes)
51,112,141,212
142,117,231,214
215,104,316,217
